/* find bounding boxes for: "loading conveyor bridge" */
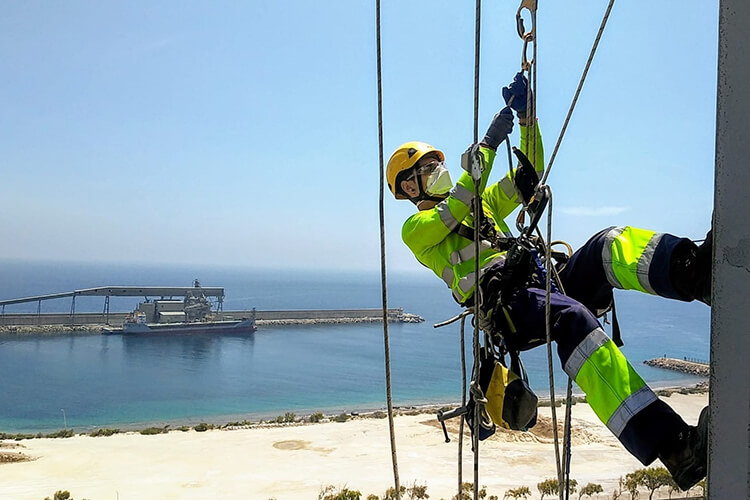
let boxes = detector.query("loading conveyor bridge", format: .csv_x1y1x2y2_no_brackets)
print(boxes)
0,286,225,325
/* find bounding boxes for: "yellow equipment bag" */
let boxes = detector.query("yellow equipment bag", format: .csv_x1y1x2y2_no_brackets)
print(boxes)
479,348,538,431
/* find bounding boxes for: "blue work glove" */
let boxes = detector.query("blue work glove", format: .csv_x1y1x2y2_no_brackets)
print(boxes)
481,106,514,150
502,71,530,118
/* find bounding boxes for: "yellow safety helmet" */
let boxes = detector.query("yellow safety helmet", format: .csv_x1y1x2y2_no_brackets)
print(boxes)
386,141,445,199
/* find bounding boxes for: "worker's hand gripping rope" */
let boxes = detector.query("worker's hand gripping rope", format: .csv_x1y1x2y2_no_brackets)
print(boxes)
502,71,530,119
480,106,514,151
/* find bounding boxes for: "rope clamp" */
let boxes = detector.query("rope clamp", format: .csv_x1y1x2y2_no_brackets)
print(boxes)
461,143,484,181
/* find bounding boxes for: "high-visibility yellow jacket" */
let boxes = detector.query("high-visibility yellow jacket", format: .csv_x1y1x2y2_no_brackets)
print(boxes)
401,124,679,465
402,123,544,304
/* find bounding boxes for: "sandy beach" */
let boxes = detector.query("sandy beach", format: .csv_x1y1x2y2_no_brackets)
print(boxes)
0,391,707,500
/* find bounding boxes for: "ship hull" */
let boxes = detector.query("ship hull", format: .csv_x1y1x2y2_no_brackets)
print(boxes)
104,318,256,335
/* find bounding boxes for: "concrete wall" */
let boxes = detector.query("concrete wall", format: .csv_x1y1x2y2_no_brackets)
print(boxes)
709,0,750,497
0,312,128,326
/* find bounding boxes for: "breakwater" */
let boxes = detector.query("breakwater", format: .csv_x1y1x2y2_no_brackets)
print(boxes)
0,308,424,335
250,309,424,327
644,357,710,377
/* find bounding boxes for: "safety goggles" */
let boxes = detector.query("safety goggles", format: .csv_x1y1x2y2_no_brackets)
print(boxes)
406,160,444,182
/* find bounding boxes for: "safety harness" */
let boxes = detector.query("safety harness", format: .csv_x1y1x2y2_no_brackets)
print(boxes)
438,146,563,441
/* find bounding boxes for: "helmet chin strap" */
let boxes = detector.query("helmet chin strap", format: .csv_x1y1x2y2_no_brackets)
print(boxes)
415,195,448,209
407,165,449,207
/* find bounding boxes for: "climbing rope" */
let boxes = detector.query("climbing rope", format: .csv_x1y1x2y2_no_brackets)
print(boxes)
521,2,618,496
375,0,401,497
541,0,617,186
541,229,577,500
516,4,568,498
562,378,574,498
458,315,468,497
470,1,484,500
542,187,569,500
515,4,567,496
536,2,619,493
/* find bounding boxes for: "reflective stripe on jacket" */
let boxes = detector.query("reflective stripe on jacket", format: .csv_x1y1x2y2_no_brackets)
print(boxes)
401,123,544,303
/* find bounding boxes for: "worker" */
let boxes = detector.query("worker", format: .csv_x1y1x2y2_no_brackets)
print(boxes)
386,72,709,491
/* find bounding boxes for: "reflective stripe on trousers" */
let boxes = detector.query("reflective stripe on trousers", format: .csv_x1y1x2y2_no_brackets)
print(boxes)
496,286,672,464
602,226,662,294
564,327,657,436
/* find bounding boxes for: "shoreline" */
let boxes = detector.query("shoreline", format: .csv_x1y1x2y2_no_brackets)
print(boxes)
0,382,708,438
0,389,710,500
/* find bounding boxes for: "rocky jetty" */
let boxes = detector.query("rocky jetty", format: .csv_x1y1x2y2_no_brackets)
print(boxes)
397,312,424,323
644,357,709,377
257,312,424,328
0,325,101,336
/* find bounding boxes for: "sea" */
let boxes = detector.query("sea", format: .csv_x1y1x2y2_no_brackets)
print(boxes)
0,260,710,434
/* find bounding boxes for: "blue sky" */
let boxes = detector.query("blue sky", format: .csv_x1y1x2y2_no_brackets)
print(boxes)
1,1,718,273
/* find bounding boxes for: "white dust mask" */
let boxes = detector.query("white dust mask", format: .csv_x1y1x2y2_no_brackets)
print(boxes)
424,163,453,196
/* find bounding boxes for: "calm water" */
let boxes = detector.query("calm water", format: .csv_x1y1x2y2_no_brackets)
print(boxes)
0,260,709,433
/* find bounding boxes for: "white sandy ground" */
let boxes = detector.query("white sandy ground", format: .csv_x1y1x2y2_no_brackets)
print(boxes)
0,392,707,500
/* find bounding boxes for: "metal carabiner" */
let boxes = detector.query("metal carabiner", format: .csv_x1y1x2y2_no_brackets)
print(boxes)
516,0,536,70
516,0,537,40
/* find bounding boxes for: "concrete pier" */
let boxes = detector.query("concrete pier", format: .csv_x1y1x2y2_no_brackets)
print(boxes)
0,308,424,335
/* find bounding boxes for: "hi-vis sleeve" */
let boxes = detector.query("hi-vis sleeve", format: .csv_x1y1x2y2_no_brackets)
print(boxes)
482,121,545,232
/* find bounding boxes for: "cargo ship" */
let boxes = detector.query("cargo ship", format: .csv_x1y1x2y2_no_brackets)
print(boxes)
112,312,256,335
103,281,256,335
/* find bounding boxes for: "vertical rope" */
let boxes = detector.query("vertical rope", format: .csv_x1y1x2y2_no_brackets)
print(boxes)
530,8,538,178
519,4,566,496
471,2,482,499
458,316,468,498
534,188,575,500
473,0,481,144
530,3,619,496
535,225,577,500
541,186,564,500
375,1,400,497
562,378,573,500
